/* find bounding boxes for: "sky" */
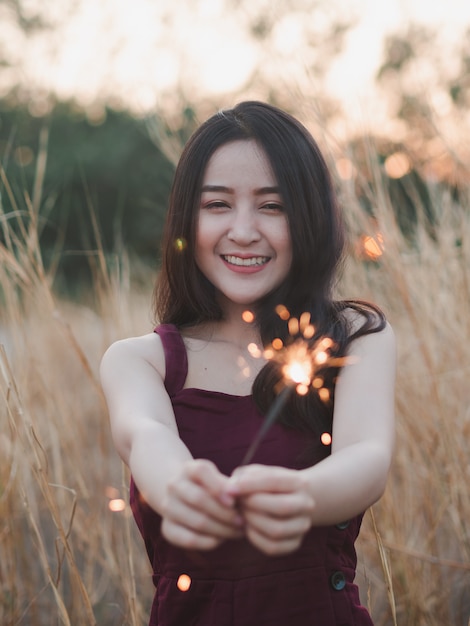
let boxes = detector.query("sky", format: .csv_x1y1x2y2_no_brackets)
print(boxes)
2,0,470,133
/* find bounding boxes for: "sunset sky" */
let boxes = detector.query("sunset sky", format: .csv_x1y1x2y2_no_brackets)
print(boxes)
2,0,470,133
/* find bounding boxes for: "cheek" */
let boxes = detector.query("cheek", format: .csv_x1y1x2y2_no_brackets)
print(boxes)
194,216,219,269
194,215,209,251
277,223,293,261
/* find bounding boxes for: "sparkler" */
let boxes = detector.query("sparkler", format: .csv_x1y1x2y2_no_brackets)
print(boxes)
240,307,348,466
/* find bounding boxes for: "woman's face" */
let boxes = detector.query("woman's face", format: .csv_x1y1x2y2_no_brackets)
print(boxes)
195,140,293,311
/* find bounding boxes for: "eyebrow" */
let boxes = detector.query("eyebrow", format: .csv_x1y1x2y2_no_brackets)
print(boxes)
200,185,281,195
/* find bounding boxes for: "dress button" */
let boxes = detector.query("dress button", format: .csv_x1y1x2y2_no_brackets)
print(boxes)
335,520,350,530
330,571,346,591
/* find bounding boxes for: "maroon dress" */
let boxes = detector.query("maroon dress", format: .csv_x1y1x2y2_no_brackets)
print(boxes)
130,324,374,626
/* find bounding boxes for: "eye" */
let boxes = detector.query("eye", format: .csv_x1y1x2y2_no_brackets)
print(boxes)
203,200,231,211
261,202,284,213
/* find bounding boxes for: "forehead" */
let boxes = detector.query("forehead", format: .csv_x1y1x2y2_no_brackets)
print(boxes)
202,139,277,185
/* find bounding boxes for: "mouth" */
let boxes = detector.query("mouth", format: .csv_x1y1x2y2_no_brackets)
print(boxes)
221,255,270,267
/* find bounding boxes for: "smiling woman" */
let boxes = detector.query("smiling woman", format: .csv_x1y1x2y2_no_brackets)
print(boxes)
100,101,396,626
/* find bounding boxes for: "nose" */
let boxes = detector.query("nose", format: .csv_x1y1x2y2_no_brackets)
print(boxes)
227,208,261,245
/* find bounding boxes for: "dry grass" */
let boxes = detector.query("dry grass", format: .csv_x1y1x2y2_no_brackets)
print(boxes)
0,151,469,625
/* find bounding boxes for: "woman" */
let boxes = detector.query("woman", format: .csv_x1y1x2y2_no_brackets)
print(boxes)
100,101,396,625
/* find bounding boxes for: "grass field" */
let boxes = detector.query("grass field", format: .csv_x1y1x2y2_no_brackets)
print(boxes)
1,150,469,625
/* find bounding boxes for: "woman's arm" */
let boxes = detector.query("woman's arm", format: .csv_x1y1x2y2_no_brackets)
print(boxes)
228,322,396,554
100,334,243,549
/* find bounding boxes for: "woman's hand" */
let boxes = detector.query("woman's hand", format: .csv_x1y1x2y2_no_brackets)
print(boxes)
160,459,244,550
227,465,315,556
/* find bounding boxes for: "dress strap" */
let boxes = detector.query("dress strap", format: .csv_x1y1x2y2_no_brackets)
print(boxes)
154,324,188,396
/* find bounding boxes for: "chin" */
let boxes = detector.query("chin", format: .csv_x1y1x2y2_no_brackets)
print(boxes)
217,292,264,308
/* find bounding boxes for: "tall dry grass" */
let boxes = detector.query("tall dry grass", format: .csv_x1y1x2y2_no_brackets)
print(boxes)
0,141,469,625
338,164,470,625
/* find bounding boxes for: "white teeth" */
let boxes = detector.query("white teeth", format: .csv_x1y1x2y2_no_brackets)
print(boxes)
223,255,269,267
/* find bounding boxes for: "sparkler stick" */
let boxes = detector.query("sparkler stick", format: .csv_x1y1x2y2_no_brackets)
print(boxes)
240,384,294,466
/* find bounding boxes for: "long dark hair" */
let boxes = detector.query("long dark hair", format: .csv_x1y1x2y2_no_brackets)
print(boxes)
154,101,385,436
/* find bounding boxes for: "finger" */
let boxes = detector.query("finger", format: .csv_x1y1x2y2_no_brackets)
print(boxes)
242,507,311,541
173,460,238,516
244,524,304,556
241,492,315,519
161,518,228,551
166,497,244,537
186,460,237,506
165,480,243,530
228,466,305,496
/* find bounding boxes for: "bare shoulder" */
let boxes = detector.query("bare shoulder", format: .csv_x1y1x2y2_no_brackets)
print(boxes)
340,306,395,353
100,332,166,380
337,316,396,392
349,320,395,356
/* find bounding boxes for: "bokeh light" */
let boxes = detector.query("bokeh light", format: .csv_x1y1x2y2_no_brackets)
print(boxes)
247,342,262,358
384,152,411,179
177,573,192,592
108,499,126,512
174,237,187,252
321,432,332,446
272,338,283,350
242,310,255,323
362,234,384,260
275,304,290,320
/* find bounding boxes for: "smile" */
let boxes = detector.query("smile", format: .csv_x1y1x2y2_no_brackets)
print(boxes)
222,255,270,267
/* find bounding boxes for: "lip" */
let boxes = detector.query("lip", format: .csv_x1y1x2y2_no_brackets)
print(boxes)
220,254,271,274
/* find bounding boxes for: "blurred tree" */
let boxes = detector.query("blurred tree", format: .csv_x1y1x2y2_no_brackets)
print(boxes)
228,0,352,119
0,0,70,78
0,0,355,123
375,23,470,186
0,100,174,289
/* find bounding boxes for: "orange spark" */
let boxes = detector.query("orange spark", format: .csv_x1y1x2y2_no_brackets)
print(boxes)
247,342,261,358
275,304,290,320
302,324,315,339
272,338,283,350
321,432,332,446
288,317,299,336
296,383,309,396
242,310,255,323
299,312,311,332
315,351,328,365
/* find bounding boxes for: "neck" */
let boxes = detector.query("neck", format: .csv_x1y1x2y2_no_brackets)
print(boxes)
185,307,261,350
218,300,261,345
